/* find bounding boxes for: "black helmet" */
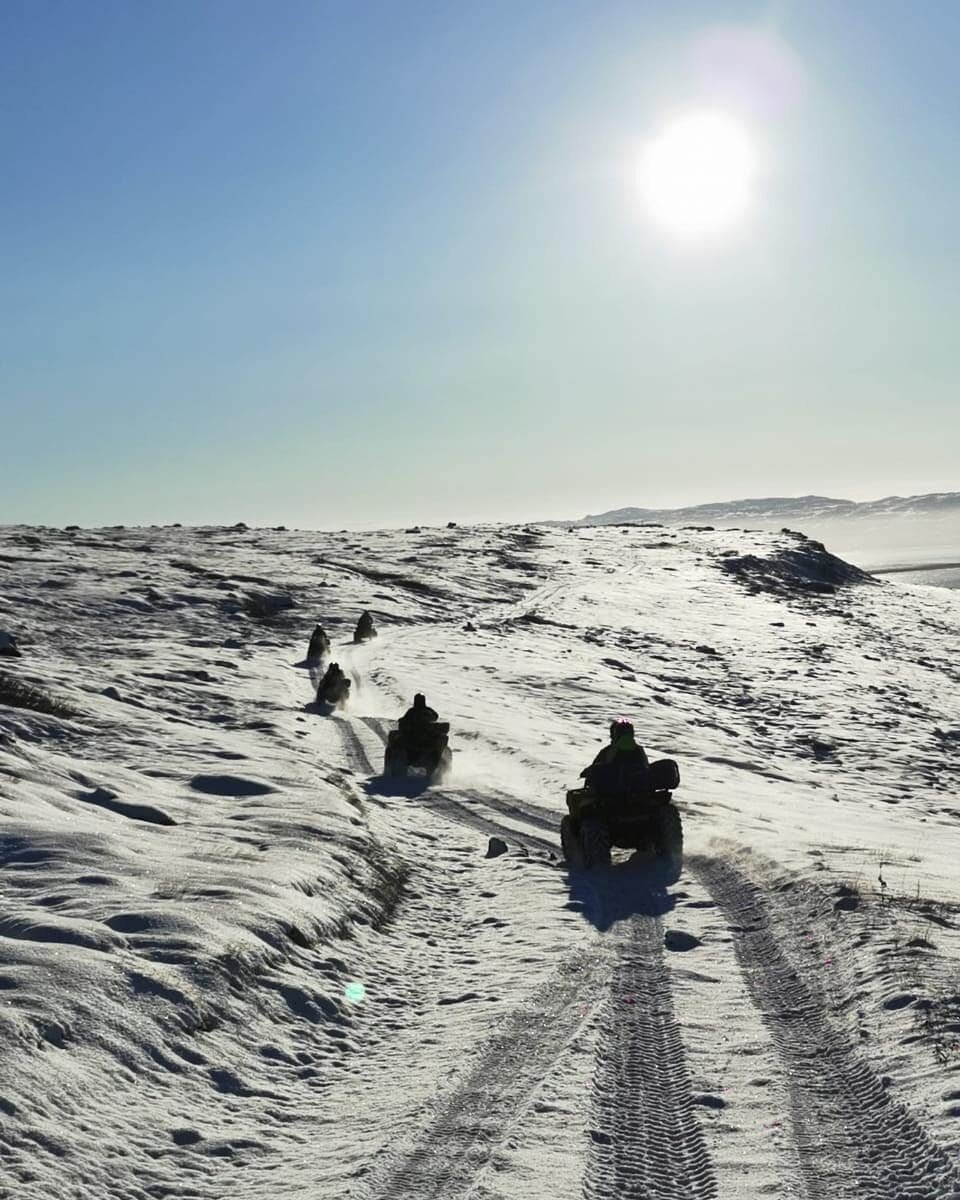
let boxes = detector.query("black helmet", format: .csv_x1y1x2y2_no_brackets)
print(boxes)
609,717,634,740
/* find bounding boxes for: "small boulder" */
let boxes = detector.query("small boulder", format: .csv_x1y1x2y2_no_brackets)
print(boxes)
485,837,509,858
664,929,701,952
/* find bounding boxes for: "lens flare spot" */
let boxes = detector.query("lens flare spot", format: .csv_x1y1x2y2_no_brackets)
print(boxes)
344,981,366,1004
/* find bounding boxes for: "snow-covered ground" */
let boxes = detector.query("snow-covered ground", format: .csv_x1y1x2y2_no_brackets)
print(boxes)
1,520,959,1199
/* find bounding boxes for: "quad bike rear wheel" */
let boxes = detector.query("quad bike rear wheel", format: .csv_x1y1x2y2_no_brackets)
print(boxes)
560,815,585,869
580,818,611,869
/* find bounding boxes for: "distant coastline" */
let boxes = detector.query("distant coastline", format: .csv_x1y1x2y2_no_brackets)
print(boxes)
872,560,960,575
872,561,960,590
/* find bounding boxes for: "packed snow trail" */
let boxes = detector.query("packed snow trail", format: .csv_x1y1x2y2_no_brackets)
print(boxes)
583,916,717,1200
367,947,610,1200
692,856,960,1200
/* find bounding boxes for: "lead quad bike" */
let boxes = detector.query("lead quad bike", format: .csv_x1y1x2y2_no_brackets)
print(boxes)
383,721,452,781
560,758,682,870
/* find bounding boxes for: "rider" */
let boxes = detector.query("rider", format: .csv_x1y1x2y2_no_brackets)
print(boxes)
398,692,439,736
581,718,649,799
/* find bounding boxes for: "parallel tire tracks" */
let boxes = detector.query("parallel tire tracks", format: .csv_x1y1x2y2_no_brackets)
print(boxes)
353,715,561,856
332,713,378,776
367,947,611,1200
692,856,960,1200
415,788,559,857
347,706,957,1199
583,916,718,1200
356,717,560,832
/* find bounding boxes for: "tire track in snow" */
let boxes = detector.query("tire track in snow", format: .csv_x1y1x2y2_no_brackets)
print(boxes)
346,691,717,1198
473,787,560,835
332,713,377,776
366,946,611,1200
355,715,561,856
583,915,718,1200
399,786,560,858
691,856,960,1200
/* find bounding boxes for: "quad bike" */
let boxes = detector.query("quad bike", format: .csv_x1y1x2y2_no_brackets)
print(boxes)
383,722,452,781
353,611,377,643
306,624,331,663
560,758,682,870
316,663,351,707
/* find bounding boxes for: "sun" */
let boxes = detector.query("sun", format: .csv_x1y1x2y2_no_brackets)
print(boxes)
639,111,757,239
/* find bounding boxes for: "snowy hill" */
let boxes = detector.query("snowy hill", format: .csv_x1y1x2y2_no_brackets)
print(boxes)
575,493,960,572
1,521,959,1198
578,492,960,526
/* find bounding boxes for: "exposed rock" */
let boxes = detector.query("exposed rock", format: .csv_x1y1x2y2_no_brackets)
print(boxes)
0,631,21,658
664,929,701,952
721,540,874,598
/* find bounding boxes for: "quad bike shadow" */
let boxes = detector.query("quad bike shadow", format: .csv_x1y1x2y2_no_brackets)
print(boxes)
565,855,679,931
364,772,434,800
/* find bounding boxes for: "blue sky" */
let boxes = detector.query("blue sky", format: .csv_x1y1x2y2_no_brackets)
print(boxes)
2,0,958,528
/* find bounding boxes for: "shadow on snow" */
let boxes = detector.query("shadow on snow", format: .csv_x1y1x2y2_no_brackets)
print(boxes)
565,852,681,931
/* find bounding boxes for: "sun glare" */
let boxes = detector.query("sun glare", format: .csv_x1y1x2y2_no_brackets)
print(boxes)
639,111,757,239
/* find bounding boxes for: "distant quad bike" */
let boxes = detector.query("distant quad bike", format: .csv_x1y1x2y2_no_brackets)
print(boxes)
561,758,682,870
306,624,331,663
353,611,377,643
383,722,452,782
316,662,350,707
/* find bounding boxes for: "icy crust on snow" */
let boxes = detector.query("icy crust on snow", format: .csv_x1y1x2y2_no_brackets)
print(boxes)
0,520,959,1197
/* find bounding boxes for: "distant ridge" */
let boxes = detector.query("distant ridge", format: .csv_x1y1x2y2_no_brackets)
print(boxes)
575,492,960,527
